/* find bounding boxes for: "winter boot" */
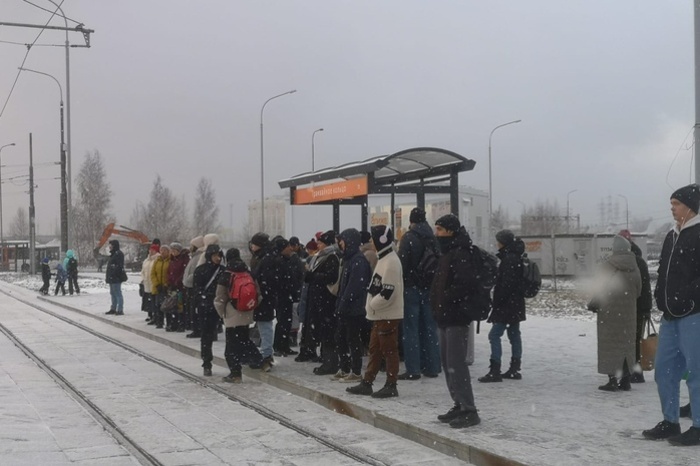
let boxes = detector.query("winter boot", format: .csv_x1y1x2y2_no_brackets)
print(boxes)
438,404,463,423
680,403,692,419
630,372,645,383
222,372,242,383
598,375,619,392
449,411,481,429
618,375,631,391
502,358,522,380
346,380,373,395
642,420,681,440
668,426,700,446
371,383,398,398
478,360,503,383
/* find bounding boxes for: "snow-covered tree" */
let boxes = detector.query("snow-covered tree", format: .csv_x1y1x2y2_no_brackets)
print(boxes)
192,177,220,236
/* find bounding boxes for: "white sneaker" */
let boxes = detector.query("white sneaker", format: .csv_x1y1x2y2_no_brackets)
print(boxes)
340,373,362,383
330,370,348,381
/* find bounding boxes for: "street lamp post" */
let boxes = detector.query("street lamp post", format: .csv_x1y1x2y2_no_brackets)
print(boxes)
311,128,324,172
259,89,296,232
488,119,522,239
19,67,68,252
566,189,578,234
618,194,629,230
0,143,15,262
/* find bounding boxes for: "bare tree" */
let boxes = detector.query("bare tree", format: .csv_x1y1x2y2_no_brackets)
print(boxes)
192,178,220,235
9,207,29,238
491,205,510,232
131,174,186,242
72,150,113,263
521,200,564,235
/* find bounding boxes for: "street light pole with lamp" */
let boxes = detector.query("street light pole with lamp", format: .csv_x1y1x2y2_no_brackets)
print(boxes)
618,194,629,230
259,89,297,232
18,67,68,252
0,143,15,261
488,119,522,239
311,128,324,172
566,189,578,234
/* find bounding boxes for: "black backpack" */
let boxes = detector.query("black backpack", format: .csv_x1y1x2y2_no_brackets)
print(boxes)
413,235,439,288
461,246,499,328
521,253,541,298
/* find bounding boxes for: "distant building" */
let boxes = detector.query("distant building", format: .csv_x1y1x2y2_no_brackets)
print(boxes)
248,196,286,238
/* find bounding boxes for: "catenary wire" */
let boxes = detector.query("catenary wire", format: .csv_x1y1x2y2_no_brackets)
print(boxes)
21,0,81,25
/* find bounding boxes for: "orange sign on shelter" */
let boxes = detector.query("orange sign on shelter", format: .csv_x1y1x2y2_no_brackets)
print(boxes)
294,177,368,205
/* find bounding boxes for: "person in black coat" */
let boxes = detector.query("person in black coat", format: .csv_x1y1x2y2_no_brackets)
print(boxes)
479,230,526,383
193,244,224,376
39,257,51,295
251,235,280,370
105,240,126,315
273,236,303,356
333,228,371,382
430,214,481,429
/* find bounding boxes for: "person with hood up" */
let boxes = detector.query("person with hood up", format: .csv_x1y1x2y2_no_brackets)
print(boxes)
55,262,67,296
166,242,189,332
589,235,641,392
183,235,205,338
294,238,322,362
250,232,279,372
331,228,371,384
347,225,404,398
150,245,171,329
64,249,80,295
360,230,378,272
39,257,51,295
193,244,224,376
141,244,159,323
618,229,653,384
214,248,264,383
643,184,700,445
431,214,482,429
273,237,304,356
479,230,527,383
105,240,126,315
306,231,342,374
398,207,442,380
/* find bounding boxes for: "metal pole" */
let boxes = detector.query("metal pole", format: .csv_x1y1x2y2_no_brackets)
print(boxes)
259,89,296,232
566,189,578,234
312,128,323,172
695,0,700,182
618,194,629,229
0,143,15,265
488,119,522,240
29,133,36,275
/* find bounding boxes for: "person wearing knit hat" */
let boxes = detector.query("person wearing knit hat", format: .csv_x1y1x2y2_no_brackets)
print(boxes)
347,224,404,398
435,214,461,234
478,230,527,383
589,235,641,394
642,185,700,444
318,230,336,247
193,240,225,377
141,242,160,324
183,237,206,338
169,242,183,252
305,239,319,254
397,208,442,381
289,236,308,259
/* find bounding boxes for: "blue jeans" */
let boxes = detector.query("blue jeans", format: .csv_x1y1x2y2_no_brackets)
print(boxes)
402,287,441,376
257,320,274,359
109,283,123,312
488,322,522,362
655,313,700,427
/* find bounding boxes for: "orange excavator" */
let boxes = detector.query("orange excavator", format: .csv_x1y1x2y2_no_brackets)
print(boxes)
93,223,150,271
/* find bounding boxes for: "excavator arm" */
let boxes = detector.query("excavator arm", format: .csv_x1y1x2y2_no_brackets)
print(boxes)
93,223,150,260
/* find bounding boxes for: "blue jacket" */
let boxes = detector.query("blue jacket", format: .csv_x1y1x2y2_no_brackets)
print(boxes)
336,228,371,317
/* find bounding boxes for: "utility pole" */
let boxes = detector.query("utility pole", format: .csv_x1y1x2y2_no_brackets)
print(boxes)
29,134,36,275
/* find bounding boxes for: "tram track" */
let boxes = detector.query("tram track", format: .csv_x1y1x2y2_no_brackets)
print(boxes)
0,288,388,466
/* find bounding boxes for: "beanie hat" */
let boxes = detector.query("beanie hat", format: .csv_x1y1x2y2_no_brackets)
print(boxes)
360,230,372,245
289,236,300,247
305,239,318,251
190,236,204,249
250,232,270,248
225,247,241,264
410,207,426,224
169,242,183,252
273,236,289,252
371,225,394,250
149,244,160,253
152,238,161,246
42,257,49,264
496,229,515,247
159,244,170,253
318,230,336,246
671,184,700,214
315,231,324,241
612,235,631,253
618,229,632,241
435,214,461,233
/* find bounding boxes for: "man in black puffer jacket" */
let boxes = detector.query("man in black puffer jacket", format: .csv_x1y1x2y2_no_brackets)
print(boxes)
643,184,700,445
430,214,481,429
479,230,526,383
251,235,280,371
193,244,224,377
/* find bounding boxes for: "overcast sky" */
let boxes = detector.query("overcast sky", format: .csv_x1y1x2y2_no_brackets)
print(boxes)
0,0,695,238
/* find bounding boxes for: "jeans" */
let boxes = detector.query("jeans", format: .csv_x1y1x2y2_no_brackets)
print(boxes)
438,326,476,413
109,283,123,312
257,320,274,359
402,286,441,376
488,322,522,362
655,313,700,427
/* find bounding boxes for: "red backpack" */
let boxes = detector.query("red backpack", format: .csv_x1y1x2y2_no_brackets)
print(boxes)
229,271,259,312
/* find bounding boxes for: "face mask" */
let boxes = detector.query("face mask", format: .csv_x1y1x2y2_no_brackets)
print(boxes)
436,235,454,254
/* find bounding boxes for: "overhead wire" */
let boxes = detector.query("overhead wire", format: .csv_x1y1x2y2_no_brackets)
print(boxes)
665,125,695,190
21,0,81,25
0,0,66,121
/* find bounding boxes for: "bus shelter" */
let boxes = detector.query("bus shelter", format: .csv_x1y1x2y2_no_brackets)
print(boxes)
278,147,476,233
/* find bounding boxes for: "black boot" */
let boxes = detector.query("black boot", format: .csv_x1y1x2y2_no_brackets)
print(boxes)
502,357,522,380
346,380,373,395
598,375,619,392
371,382,398,398
618,375,631,391
680,403,692,419
478,360,502,383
